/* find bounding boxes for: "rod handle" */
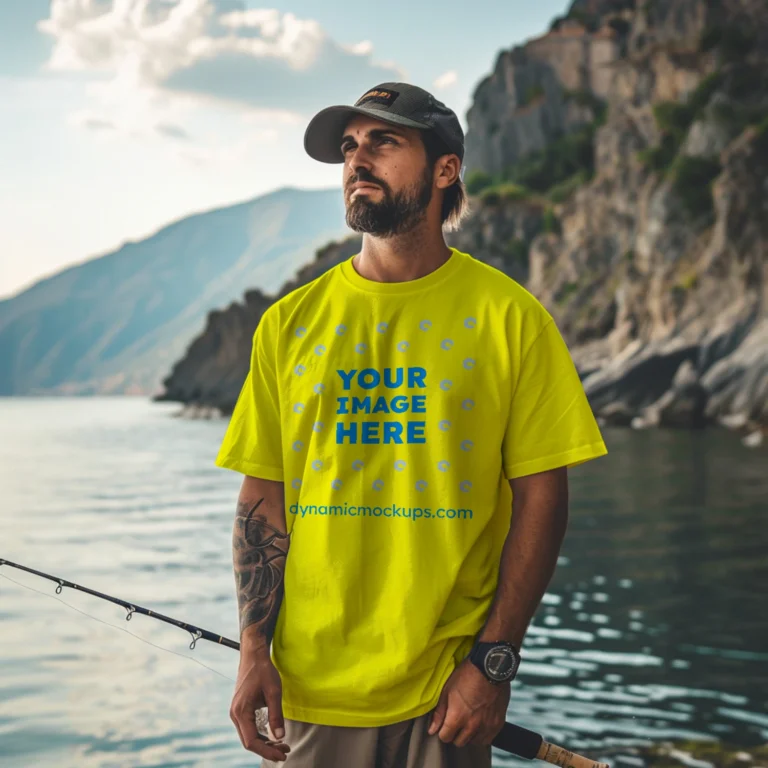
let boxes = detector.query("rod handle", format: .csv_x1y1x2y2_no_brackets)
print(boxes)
536,741,609,768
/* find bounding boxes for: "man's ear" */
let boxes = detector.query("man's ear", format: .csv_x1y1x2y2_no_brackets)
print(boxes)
435,155,462,189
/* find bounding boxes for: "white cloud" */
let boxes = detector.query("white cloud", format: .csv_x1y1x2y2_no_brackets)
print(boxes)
240,108,302,126
37,0,405,136
173,128,277,168
433,69,458,90
341,40,373,56
82,116,116,131
155,122,190,139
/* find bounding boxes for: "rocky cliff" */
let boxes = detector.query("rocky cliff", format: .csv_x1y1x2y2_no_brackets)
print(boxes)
518,0,768,438
160,0,767,443
464,11,620,175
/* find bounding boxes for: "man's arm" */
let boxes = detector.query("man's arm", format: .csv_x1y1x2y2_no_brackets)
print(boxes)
233,475,290,652
229,475,291,763
429,466,569,747
477,466,569,647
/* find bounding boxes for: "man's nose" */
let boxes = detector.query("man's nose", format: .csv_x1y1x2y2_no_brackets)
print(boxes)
348,142,374,171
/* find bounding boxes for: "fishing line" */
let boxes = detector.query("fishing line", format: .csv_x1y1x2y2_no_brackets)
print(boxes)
0,572,236,683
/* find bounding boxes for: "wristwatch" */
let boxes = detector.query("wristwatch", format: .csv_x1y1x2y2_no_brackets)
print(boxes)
468,641,521,685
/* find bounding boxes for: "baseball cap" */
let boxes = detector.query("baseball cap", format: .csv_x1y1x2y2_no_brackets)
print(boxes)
304,82,465,166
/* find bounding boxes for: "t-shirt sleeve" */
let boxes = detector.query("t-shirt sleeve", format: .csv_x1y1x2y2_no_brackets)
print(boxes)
214,310,284,481
502,316,607,479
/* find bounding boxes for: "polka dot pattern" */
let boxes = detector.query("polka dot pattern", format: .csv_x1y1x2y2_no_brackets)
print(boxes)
288,311,481,501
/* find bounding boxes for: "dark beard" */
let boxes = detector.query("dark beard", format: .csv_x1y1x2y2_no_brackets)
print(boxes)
345,164,433,237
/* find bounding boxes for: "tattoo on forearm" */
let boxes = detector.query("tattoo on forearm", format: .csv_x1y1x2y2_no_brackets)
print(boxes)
233,497,289,638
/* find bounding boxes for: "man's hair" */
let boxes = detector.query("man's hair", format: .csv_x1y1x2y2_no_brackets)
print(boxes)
421,130,470,232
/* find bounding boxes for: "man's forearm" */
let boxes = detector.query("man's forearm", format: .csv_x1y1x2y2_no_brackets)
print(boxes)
477,469,569,648
233,493,290,654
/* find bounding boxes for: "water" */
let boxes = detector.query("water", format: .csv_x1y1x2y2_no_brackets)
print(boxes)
1,397,766,767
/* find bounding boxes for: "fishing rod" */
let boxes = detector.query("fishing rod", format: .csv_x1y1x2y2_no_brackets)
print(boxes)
0,557,608,768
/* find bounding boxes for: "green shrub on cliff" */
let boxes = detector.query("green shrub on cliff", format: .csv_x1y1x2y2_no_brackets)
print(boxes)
543,207,561,234
549,15,566,32
505,124,596,193
480,183,533,204
556,281,578,305
688,71,723,113
465,170,494,195
504,238,529,270
567,8,600,32
638,134,679,172
548,170,590,203
726,64,765,101
653,101,695,138
754,117,768,159
608,17,631,36
700,23,756,61
564,89,608,124
710,100,768,138
640,74,725,173
670,156,721,218
522,84,545,107
484,91,606,203
563,89,596,109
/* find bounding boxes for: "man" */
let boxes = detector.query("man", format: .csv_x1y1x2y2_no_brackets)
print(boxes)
215,81,608,767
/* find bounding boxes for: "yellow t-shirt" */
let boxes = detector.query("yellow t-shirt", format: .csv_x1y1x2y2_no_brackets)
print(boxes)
215,246,607,727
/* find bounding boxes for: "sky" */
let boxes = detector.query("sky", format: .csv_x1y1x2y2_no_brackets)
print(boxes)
0,0,569,300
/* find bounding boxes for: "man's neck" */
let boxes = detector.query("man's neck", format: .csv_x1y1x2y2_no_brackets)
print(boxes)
353,228,452,284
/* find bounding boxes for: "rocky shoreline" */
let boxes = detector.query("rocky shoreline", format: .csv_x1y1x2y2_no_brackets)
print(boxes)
596,740,768,768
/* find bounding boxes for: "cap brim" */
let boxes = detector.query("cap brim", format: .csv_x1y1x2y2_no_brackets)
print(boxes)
304,105,430,164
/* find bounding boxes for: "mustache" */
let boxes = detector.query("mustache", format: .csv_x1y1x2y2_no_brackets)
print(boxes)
347,172,387,191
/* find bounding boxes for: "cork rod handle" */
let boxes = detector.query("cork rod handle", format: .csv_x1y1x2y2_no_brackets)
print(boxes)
536,741,610,768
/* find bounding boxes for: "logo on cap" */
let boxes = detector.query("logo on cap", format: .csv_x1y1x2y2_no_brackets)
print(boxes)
355,88,399,108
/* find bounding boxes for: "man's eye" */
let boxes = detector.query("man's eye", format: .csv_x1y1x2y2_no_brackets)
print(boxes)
341,138,395,153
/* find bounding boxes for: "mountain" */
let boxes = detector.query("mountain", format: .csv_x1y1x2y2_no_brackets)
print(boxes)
0,187,348,396
162,0,767,440
156,236,364,412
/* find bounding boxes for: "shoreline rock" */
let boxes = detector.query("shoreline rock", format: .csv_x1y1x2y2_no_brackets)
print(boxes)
593,740,768,768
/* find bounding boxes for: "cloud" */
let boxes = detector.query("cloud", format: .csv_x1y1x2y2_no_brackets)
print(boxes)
155,122,190,139
38,0,405,125
82,117,116,131
170,124,282,172
433,70,458,90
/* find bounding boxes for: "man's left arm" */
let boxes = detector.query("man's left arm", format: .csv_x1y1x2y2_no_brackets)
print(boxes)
428,466,569,747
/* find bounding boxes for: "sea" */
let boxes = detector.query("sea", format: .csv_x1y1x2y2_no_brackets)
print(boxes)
1,396,766,767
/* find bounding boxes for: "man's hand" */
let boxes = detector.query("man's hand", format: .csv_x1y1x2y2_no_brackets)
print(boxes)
427,658,510,747
229,651,291,762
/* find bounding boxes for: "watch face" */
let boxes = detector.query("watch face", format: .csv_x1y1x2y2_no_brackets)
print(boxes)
485,646,518,682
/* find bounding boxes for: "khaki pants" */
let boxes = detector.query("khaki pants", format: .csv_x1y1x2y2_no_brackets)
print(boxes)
261,713,492,768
